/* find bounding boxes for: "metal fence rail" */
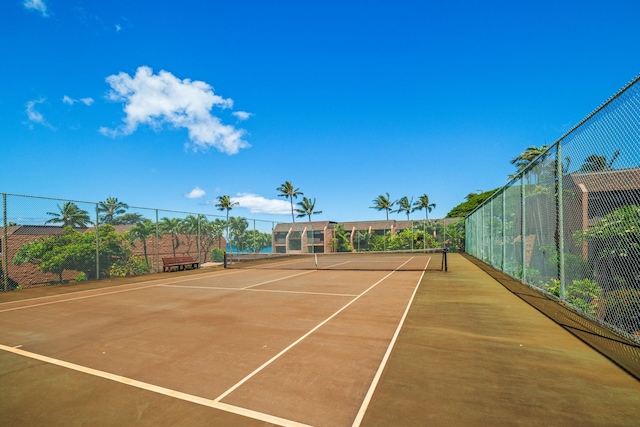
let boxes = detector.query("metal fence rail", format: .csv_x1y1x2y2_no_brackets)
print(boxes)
466,75,640,343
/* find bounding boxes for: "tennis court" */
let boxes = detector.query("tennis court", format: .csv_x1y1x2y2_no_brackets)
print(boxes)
0,252,436,426
3,252,640,426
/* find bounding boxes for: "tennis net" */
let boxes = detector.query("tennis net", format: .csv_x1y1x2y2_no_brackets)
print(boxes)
224,249,448,272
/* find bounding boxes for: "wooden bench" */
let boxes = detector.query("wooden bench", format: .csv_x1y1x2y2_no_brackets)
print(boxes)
162,256,199,272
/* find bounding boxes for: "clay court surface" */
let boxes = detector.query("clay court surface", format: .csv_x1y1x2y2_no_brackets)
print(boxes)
1,253,640,426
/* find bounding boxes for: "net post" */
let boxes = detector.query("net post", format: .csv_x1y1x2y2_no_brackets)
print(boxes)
442,248,448,272
223,251,227,268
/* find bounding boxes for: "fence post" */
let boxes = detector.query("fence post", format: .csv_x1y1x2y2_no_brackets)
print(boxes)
521,175,526,282
197,215,201,263
3,193,8,292
490,198,494,266
155,209,160,273
95,204,100,280
557,142,566,301
502,189,506,272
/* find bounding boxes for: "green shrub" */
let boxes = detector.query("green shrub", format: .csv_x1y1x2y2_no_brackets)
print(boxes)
542,278,602,316
604,289,640,333
109,255,151,277
75,272,88,282
211,248,225,262
567,278,601,316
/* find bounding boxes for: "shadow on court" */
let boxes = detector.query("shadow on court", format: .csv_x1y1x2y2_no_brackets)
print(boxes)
1,255,640,426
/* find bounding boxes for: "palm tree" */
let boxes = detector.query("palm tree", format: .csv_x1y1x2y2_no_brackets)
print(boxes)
295,197,322,222
578,150,620,172
45,202,93,227
277,181,303,223
159,217,182,256
412,194,436,221
129,219,155,266
215,195,239,250
98,197,129,224
510,145,549,175
370,193,395,220
394,196,413,220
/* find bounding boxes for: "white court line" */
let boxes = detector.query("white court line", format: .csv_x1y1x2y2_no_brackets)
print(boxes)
242,270,316,289
0,284,159,314
0,269,247,314
0,268,245,307
351,259,428,427
0,344,311,427
0,265,366,314
214,257,415,403
158,284,358,298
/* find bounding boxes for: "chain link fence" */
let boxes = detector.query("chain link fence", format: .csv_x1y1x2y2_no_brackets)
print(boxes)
0,194,277,290
466,75,640,342
0,194,461,291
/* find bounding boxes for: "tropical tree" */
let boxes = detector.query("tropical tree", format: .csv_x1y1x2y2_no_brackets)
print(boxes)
180,215,203,255
394,196,413,220
446,189,499,218
196,218,226,261
354,230,372,251
370,193,395,220
210,218,227,250
228,216,249,251
98,197,129,224
13,225,129,282
510,145,549,173
128,219,156,267
445,219,465,252
237,229,272,253
45,202,93,227
332,224,353,252
277,181,303,223
578,150,620,172
215,195,239,249
112,212,144,225
159,217,182,256
295,197,322,222
412,194,436,221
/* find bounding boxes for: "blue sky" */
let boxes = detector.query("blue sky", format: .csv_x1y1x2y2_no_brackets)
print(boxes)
2,0,640,227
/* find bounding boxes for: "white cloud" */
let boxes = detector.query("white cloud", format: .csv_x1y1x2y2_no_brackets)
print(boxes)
23,0,49,17
63,95,94,106
25,98,54,129
115,24,122,32
232,111,252,121
101,66,250,155
185,186,206,199
230,193,292,215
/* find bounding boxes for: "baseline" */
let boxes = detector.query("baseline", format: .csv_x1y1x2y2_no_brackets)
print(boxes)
0,343,310,427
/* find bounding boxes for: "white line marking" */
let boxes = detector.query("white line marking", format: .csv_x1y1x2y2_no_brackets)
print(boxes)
214,257,415,403
158,285,358,298
0,269,244,307
351,260,427,427
242,270,316,289
0,285,159,313
0,344,312,427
